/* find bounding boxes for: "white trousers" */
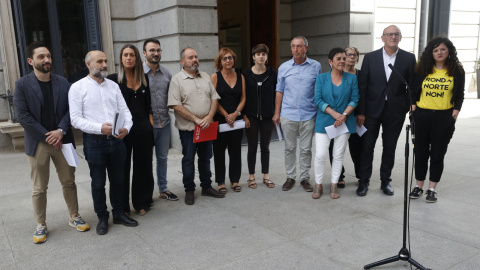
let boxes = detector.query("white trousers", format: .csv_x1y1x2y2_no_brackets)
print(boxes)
314,133,350,184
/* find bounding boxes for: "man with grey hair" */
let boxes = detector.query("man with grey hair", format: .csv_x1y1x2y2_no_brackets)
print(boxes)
69,50,138,235
273,36,322,192
168,47,224,205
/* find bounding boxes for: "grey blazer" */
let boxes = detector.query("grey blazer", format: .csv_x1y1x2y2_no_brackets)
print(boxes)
14,72,74,156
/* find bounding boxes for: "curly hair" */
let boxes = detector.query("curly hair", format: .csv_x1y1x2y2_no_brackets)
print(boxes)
415,37,463,77
214,47,236,70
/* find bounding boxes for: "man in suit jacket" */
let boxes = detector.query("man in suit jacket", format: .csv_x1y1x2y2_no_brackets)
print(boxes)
356,25,416,196
14,42,89,244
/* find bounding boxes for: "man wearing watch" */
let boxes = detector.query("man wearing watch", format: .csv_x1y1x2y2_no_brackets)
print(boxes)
14,42,89,244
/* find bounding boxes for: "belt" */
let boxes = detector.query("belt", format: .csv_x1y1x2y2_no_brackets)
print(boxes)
85,133,115,140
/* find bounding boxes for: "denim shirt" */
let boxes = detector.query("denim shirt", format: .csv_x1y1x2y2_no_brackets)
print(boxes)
143,62,172,128
276,57,322,121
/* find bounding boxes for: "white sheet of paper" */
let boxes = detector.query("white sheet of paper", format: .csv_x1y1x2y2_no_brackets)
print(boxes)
218,120,245,132
276,124,283,141
61,143,79,167
113,111,125,136
325,122,349,139
356,125,367,137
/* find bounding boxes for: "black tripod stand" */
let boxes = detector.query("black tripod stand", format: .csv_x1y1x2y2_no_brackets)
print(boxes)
364,124,427,270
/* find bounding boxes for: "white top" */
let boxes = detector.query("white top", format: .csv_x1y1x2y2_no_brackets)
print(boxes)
69,75,133,135
382,47,399,100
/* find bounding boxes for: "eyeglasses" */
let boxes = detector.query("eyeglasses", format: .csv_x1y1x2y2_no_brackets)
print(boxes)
148,49,162,54
383,32,401,37
346,53,357,57
222,56,233,61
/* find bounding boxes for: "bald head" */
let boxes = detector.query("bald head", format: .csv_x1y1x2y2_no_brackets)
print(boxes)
85,50,108,79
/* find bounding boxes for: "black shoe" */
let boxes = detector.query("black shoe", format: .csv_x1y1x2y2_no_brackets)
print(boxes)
96,217,109,235
426,190,437,203
185,191,195,205
409,187,423,199
201,187,225,198
113,213,138,227
356,181,369,196
381,183,394,195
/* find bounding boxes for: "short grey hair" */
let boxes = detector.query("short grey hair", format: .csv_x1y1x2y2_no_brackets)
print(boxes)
85,52,92,64
180,47,194,59
291,36,308,47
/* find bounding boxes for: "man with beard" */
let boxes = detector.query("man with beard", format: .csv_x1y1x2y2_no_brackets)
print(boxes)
142,38,178,201
14,42,90,244
69,50,138,235
168,47,224,205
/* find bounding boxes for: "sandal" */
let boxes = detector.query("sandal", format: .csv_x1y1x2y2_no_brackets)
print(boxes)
330,184,340,199
231,183,241,192
312,184,323,199
338,179,345,188
137,209,147,216
247,179,257,189
263,178,275,188
218,184,228,194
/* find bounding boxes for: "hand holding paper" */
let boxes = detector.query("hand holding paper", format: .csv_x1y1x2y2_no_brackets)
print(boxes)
325,122,349,139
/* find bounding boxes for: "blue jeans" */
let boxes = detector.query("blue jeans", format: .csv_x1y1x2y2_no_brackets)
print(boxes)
153,123,171,193
179,130,213,192
83,134,126,218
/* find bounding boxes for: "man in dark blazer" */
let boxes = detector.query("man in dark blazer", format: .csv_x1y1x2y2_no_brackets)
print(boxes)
14,42,89,244
356,25,416,196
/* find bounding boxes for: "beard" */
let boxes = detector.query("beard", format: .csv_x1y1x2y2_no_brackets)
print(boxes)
186,62,199,72
34,62,51,73
91,66,108,78
146,54,160,64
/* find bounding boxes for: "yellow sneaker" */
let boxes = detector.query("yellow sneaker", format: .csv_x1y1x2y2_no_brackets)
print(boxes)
33,224,47,244
69,214,90,232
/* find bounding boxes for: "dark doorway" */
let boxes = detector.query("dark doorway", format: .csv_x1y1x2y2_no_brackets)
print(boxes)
12,0,102,83
217,0,277,71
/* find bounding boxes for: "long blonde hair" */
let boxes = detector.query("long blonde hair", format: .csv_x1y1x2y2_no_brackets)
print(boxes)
117,44,147,87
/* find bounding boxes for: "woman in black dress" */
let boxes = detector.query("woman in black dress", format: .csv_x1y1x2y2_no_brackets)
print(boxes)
242,44,277,189
107,44,154,215
210,47,246,193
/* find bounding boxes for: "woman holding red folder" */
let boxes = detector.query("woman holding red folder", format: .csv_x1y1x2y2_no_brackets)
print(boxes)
210,48,246,193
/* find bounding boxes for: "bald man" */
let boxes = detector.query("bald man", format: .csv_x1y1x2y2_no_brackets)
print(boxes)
69,50,138,235
356,25,416,196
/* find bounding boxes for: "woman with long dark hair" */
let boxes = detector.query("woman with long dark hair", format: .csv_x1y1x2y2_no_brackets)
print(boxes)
409,37,465,202
242,44,277,189
107,44,154,215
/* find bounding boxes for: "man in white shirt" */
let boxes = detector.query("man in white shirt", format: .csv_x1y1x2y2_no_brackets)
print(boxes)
69,50,138,235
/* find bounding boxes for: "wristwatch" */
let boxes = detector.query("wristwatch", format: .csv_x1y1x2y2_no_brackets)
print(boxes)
342,112,347,116
236,110,241,116
58,128,66,135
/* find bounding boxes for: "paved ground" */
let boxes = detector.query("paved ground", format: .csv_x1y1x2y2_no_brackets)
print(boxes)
1,99,479,270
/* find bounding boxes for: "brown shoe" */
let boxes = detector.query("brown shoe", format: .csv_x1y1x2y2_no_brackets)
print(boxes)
185,191,195,205
312,184,323,199
201,187,225,198
330,184,340,199
282,178,295,191
300,179,313,192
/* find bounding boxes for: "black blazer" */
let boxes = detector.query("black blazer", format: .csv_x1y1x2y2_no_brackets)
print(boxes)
14,72,74,156
358,48,416,119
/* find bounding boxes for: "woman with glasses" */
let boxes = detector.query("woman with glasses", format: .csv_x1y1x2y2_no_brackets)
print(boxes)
242,44,277,189
107,44,154,216
313,47,359,199
409,37,465,202
210,48,246,193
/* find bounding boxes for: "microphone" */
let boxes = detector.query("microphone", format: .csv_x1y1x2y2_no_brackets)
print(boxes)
388,63,415,145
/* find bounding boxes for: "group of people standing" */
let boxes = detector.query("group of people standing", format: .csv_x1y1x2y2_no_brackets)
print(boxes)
14,24,464,243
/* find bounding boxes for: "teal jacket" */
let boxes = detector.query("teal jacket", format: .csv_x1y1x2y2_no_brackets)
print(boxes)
314,71,359,133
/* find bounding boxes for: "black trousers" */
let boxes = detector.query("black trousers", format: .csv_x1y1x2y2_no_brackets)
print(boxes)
359,103,405,183
246,116,273,174
213,128,243,184
328,133,363,180
123,115,154,212
414,108,455,183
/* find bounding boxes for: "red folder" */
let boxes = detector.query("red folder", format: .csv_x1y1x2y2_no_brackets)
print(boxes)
193,121,219,143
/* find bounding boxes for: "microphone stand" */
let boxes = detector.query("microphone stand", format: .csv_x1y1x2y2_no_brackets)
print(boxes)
364,64,427,270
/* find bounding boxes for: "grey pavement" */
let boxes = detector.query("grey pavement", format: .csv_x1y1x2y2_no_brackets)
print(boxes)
1,99,480,270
